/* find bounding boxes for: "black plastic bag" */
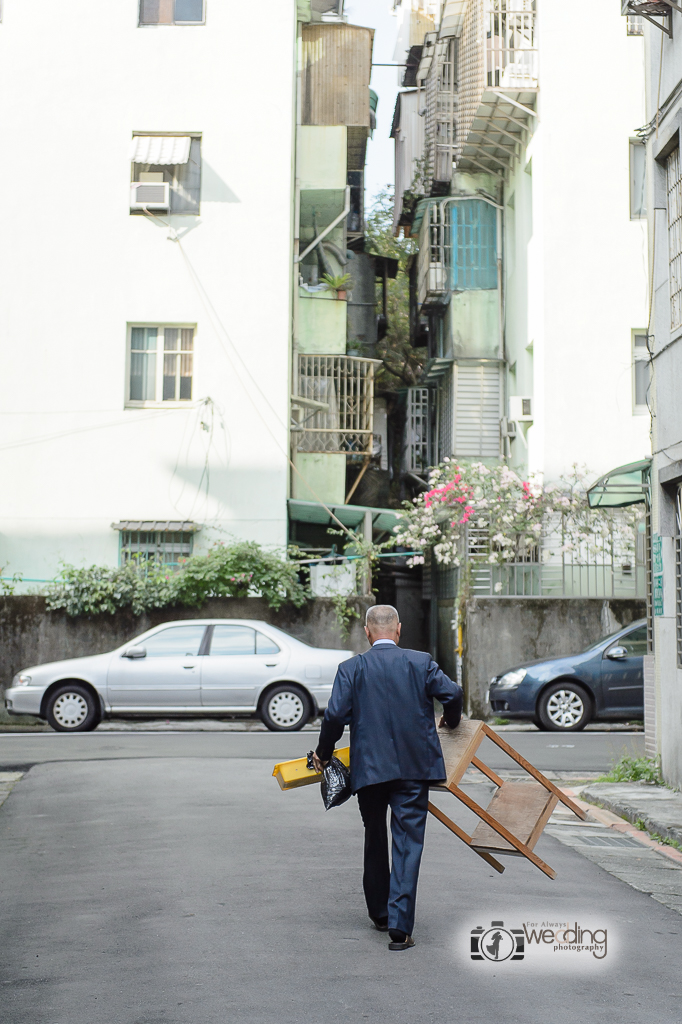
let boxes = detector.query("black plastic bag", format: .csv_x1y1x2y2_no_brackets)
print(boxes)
307,751,352,810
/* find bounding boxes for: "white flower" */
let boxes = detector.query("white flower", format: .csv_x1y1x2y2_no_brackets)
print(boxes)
494,581,503,593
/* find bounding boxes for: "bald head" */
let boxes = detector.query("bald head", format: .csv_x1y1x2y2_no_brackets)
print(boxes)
365,604,401,645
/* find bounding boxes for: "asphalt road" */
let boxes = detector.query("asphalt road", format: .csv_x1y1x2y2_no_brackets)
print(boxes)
0,752,680,1024
0,728,645,772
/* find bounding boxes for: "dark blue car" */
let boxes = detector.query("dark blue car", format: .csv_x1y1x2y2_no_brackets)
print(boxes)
487,619,647,731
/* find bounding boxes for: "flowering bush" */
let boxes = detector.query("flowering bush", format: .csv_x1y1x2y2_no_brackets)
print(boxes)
395,461,639,568
396,461,548,567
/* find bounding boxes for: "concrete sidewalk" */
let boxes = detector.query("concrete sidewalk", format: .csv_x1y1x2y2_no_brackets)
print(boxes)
581,782,682,847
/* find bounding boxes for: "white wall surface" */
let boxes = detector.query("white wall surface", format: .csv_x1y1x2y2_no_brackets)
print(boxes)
507,1,650,484
0,0,295,580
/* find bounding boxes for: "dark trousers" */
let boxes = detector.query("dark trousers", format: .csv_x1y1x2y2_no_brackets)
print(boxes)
356,779,429,936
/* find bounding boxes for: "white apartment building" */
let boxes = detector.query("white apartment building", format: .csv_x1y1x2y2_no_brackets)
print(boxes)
393,0,650,489
0,1,296,582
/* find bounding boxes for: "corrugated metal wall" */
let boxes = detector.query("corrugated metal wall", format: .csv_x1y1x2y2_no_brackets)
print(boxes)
301,23,374,128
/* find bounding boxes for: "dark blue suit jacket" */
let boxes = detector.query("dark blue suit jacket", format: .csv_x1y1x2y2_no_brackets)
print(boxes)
316,643,463,793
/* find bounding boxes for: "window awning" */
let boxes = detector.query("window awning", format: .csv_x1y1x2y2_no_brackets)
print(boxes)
130,136,192,165
586,459,651,509
288,499,400,535
439,0,469,38
111,520,201,532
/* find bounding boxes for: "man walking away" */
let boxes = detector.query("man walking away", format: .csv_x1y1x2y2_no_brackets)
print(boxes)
313,605,463,951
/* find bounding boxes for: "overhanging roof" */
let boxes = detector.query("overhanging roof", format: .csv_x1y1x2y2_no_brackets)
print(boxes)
288,499,400,534
420,357,454,385
458,89,537,175
586,460,651,509
112,520,201,532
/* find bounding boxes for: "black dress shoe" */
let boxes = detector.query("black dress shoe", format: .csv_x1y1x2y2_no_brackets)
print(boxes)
370,915,389,931
388,929,415,950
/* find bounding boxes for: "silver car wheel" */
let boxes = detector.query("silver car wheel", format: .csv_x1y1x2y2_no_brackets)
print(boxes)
52,692,89,729
267,690,305,728
546,689,584,728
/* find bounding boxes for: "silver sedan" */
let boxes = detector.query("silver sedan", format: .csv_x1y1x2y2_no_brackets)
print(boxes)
4,619,352,733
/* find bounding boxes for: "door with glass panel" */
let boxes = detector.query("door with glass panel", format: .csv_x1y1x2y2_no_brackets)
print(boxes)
601,625,646,711
200,625,287,708
107,624,207,709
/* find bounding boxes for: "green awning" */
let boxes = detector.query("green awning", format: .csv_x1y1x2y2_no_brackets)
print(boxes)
288,499,400,534
586,459,651,509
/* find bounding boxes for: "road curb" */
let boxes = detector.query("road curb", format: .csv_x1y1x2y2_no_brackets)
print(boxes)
564,786,682,865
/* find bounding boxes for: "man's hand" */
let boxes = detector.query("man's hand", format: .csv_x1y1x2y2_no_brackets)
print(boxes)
438,715,451,729
312,752,329,773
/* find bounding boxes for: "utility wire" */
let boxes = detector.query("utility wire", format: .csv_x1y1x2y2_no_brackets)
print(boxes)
162,223,366,545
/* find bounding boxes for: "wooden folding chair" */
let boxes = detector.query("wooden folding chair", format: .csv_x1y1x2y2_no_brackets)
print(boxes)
428,719,587,879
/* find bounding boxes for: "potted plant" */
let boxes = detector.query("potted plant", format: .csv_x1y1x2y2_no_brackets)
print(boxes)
321,272,351,300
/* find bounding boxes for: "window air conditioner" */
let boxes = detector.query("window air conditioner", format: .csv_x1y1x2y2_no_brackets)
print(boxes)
130,181,170,211
509,396,533,422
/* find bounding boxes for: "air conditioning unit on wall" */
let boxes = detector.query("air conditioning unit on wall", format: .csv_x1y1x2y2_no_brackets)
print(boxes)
130,181,170,211
509,396,533,422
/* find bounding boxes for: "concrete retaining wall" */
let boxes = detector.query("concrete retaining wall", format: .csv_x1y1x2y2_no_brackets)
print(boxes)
0,596,373,724
463,598,646,719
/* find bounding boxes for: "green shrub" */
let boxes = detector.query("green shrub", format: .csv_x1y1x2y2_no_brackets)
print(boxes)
45,561,173,617
46,541,310,617
598,755,663,785
170,541,309,611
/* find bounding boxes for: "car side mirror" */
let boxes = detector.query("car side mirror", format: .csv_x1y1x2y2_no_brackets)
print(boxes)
606,646,627,660
123,646,146,659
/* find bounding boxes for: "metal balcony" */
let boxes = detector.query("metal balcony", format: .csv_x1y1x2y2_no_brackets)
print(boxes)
456,0,537,174
292,354,381,454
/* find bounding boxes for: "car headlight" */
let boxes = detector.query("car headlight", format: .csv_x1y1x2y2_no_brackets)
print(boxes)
495,669,527,690
12,673,32,687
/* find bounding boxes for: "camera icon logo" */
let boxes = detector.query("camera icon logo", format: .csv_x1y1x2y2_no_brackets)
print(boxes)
471,921,525,961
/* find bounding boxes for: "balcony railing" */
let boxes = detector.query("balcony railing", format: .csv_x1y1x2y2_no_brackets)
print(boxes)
466,511,646,599
292,354,380,454
486,0,537,90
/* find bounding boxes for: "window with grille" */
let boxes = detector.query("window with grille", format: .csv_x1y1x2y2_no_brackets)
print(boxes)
633,331,650,412
406,388,430,473
671,485,675,663
293,355,378,454
626,15,644,36
139,0,205,25
128,326,194,406
451,199,497,290
120,530,194,567
438,366,454,461
666,147,682,331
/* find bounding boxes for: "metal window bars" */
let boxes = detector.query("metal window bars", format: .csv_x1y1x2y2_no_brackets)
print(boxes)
667,147,682,332
465,511,646,598
671,491,675,667
120,530,193,568
293,355,380,454
417,202,451,308
486,0,537,90
406,387,431,473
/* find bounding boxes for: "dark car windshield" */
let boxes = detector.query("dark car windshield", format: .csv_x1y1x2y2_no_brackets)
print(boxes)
581,622,646,653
